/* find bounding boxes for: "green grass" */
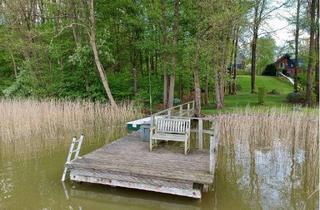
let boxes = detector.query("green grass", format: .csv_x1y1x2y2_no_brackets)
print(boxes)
203,75,294,114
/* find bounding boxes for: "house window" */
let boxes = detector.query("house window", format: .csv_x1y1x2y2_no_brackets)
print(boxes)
280,63,284,68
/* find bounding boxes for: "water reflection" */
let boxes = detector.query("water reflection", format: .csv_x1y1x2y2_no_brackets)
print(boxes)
0,115,318,209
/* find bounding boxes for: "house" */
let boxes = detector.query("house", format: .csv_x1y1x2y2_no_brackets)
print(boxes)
228,52,246,71
274,54,303,77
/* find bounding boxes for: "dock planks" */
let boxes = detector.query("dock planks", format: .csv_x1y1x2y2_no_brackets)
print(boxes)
66,133,215,198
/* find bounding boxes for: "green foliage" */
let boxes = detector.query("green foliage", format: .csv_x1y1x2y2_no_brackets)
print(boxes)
258,87,266,105
236,83,242,91
3,61,38,97
256,37,276,75
262,63,277,76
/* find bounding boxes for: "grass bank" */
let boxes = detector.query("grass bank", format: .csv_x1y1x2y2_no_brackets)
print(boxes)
203,75,294,114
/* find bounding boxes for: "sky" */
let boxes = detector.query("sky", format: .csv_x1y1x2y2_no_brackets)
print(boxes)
262,2,295,47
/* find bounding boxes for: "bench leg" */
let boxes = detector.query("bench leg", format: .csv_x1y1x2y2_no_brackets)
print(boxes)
184,140,188,155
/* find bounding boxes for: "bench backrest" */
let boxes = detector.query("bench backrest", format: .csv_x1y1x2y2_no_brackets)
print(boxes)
156,118,191,134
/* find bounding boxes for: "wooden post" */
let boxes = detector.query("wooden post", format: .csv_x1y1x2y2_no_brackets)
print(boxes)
209,135,215,174
150,115,155,127
168,109,171,117
198,119,203,149
209,122,219,174
179,105,183,116
187,104,190,116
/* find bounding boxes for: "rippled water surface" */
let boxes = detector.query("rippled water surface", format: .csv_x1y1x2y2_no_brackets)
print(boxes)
0,131,318,210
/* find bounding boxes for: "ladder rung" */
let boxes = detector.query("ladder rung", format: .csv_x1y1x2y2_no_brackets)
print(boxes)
72,148,80,153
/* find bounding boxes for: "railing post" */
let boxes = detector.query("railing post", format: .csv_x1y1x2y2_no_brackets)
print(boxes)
209,122,219,174
198,119,203,149
209,135,214,174
179,105,183,116
187,104,190,117
150,115,154,127
168,109,171,117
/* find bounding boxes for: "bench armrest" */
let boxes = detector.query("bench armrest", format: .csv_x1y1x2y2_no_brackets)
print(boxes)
150,126,156,135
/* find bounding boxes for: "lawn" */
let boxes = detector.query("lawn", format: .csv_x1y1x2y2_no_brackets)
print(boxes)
203,75,294,114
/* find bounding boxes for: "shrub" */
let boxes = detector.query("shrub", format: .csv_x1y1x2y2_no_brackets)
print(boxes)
262,63,276,76
258,87,266,105
282,69,288,76
268,89,280,95
287,92,305,104
236,83,242,91
173,98,181,105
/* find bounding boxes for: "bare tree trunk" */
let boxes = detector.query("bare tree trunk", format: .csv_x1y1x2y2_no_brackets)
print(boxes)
228,34,235,95
161,0,169,108
250,1,264,94
9,51,18,79
132,67,137,95
315,2,319,103
205,73,209,105
88,0,116,106
251,28,258,93
294,0,300,92
306,0,316,107
168,0,180,107
215,68,223,109
232,28,239,95
193,41,201,117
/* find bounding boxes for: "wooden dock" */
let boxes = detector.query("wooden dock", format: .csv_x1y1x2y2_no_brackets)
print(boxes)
66,131,218,199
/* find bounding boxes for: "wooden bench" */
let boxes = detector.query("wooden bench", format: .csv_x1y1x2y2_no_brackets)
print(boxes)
150,117,191,155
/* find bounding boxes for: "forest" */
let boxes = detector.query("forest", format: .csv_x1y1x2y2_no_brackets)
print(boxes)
0,0,319,115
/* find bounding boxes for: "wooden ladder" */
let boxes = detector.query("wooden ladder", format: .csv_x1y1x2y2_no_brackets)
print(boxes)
61,134,84,182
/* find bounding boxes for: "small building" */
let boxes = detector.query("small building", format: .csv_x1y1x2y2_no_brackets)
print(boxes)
274,54,303,77
228,52,246,72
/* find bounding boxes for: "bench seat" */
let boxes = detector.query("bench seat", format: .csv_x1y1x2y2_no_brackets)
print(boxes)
151,133,187,142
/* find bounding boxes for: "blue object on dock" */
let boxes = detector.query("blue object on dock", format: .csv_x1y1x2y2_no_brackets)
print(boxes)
139,124,150,141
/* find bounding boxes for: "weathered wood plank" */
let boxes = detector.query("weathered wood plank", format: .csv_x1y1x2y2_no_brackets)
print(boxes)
66,131,217,199
70,174,202,198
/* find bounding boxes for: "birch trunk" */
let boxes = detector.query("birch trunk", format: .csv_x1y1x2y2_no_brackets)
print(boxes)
89,0,116,106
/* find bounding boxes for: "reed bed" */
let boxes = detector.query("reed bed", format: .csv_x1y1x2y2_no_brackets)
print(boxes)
0,99,141,157
214,106,318,147
212,106,319,208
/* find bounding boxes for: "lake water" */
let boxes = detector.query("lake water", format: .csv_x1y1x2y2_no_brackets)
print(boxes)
0,130,318,210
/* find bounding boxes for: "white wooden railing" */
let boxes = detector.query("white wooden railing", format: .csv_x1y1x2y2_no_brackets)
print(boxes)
150,101,219,174
150,101,195,127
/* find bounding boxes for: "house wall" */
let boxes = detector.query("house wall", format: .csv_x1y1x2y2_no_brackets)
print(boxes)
275,58,299,77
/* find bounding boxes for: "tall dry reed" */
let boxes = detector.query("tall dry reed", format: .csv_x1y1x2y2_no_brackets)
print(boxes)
0,99,141,156
211,106,319,204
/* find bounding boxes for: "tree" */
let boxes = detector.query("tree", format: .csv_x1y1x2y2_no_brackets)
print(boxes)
256,36,276,75
167,0,180,108
231,27,240,95
250,0,266,93
306,0,317,106
88,0,116,106
294,0,301,92
250,0,289,93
